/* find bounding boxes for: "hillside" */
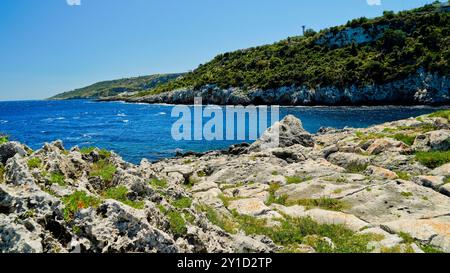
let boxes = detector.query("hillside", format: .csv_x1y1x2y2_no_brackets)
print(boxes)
49,73,184,100
126,2,449,105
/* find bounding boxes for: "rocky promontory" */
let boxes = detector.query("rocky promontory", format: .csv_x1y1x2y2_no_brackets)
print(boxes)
1,110,449,253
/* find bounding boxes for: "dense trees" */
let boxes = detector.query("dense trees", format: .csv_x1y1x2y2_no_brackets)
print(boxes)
139,3,449,96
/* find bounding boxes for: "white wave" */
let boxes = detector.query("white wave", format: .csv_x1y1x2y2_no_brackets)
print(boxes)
122,120,129,123
43,117,66,122
117,113,127,117
155,112,167,116
0,120,8,124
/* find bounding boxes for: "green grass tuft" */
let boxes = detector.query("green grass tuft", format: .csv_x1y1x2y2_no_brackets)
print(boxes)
104,186,144,209
172,197,192,209
0,164,4,184
400,192,413,198
166,210,187,236
49,172,66,186
80,147,112,158
393,133,416,146
0,136,9,144
90,160,117,181
63,191,101,221
27,158,42,169
346,162,368,173
395,171,411,181
415,151,450,169
149,178,168,188
286,176,312,184
291,197,347,211
429,109,450,121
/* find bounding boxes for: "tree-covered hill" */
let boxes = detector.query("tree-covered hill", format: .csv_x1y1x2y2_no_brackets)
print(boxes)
137,2,449,97
49,73,184,100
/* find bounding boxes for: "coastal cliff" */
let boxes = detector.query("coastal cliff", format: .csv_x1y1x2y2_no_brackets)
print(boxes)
1,110,449,253
104,70,449,105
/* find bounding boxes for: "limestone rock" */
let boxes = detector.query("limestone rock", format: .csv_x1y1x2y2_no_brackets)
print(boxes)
365,166,399,180
0,142,29,165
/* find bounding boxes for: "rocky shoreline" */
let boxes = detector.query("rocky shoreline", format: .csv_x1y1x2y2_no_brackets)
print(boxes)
99,70,450,106
1,110,449,253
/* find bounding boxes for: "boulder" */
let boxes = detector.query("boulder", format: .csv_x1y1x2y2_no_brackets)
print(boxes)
327,152,370,170
302,209,370,232
365,166,399,180
366,138,408,155
0,214,43,253
430,163,450,176
412,175,446,190
249,115,314,152
0,142,28,165
439,183,450,197
228,198,274,217
413,130,450,151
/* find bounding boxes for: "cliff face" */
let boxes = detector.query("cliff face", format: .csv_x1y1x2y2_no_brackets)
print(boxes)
1,111,450,253
119,70,449,105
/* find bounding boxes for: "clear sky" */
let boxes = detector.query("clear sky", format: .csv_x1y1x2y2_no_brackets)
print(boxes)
0,0,442,100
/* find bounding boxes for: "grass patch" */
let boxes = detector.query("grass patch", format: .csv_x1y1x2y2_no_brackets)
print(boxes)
355,131,385,142
80,147,111,158
286,176,312,184
393,133,416,146
149,178,168,188
27,158,42,169
420,244,444,253
49,172,66,186
266,183,288,206
63,191,101,221
271,171,279,176
395,171,411,181
381,244,415,253
90,160,117,182
415,151,450,169
200,205,238,234
429,109,450,121
166,210,187,236
401,192,413,198
172,197,192,209
197,171,206,177
0,136,9,144
291,197,347,211
399,232,415,244
104,186,144,209
233,213,379,253
346,162,368,174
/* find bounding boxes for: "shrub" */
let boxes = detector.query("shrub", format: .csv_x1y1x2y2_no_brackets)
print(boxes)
0,136,8,144
172,197,192,209
149,178,168,188
90,160,117,181
266,183,288,206
415,151,450,169
63,191,101,221
27,158,42,169
104,186,144,209
49,172,66,186
395,171,411,181
166,211,187,236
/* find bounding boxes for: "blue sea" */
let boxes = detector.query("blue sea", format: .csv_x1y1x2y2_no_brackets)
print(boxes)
0,100,447,164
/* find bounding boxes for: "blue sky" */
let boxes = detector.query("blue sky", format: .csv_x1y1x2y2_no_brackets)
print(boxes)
0,0,442,100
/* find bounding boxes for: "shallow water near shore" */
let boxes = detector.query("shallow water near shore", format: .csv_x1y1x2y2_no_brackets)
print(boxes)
0,100,447,164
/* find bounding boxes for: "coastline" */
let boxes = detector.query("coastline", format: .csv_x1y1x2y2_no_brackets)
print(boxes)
1,110,449,253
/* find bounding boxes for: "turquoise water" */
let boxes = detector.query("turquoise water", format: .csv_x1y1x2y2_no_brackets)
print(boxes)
0,100,447,163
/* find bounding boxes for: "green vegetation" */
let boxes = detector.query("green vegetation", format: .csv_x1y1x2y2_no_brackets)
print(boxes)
421,244,444,253
292,197,347,211
266,183,288,206
90,160,117,182
233,213,381,253
286,176,312,184
396,171,411,181
271,171,279,176
63,191,101,221
346,162,368,173
50,73,184,100
27,158,42,169
0,164,5,184
166,211,187,236
172,197,192,209
0,135,8,144
401,192,414,198
104,186,144,209
415,150,450,168
135,4,449,97
429,109,450,121
399,232,415,244
49,172,66,186
197,171,206,177
149,178,168,188
393,133,416,146
80,147,111,158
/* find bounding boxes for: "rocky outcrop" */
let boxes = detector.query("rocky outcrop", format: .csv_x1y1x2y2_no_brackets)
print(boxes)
1,112,449,253
110,70,450,106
